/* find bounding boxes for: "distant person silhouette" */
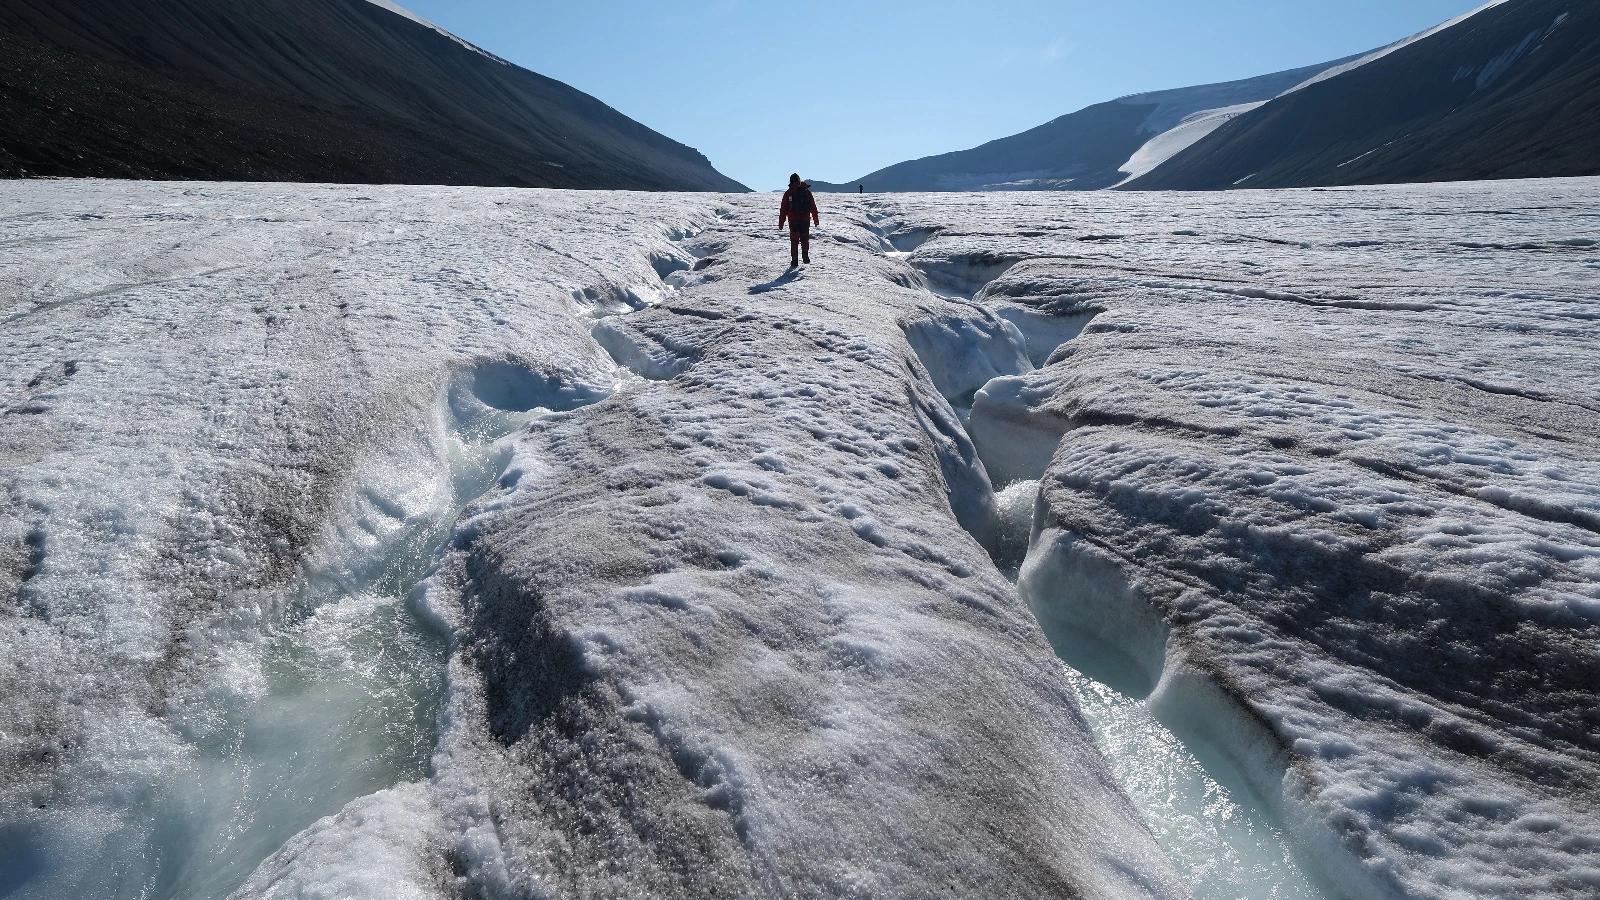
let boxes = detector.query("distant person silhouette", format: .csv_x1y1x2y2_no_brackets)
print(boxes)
779,173,819,268
858,184,863,193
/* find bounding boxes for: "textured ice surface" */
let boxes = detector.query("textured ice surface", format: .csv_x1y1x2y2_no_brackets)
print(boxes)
878,182,1599,898
409,201,1185,900
0,182,698,897
3,176,1598,899
0,181,1183,899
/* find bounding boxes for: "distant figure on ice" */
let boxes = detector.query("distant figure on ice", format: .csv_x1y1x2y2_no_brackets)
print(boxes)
858,184,863,193
779,173,820,268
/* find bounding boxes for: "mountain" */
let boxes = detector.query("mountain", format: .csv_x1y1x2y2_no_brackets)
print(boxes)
811,57,1358,194
1126,0,1600,190
0,0,746,191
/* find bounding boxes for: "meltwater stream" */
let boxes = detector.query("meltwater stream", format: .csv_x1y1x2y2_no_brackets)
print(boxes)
113,404,554,900
1067,671,1327,900
995,481,1333,900
885,224,1340,898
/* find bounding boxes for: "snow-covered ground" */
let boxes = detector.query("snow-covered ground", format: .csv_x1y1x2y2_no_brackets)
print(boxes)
2,177,1597,899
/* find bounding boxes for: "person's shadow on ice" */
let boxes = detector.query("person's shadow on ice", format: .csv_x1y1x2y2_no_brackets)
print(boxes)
748,270,801,295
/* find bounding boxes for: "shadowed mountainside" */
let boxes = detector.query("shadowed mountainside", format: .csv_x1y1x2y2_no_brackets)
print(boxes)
1126,0,1600,190
822,0,1600,194
0,0,746,190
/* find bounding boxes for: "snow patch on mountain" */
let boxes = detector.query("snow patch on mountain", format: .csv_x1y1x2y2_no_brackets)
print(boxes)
362,0,508,64
1116,102,1267,185
1108,55,1366,187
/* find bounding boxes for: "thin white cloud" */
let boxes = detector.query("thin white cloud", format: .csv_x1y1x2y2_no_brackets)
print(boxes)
1038,38,1073,64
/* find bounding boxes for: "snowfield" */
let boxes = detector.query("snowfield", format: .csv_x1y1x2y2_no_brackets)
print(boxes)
1,177,1597,899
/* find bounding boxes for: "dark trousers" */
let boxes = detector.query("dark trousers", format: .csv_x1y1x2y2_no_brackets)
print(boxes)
789,222,811,262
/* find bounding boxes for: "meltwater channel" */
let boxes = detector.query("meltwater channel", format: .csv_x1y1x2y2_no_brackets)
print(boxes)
7,398,569,900
994,480,1336,900
144,404,544,900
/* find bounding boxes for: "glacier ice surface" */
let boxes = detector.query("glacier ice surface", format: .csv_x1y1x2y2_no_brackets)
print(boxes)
4,175,1599,899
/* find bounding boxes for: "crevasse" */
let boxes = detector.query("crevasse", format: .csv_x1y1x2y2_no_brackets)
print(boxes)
899,262,1337,899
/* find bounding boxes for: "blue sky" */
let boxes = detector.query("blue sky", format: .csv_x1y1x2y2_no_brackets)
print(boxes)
398,0,1487,191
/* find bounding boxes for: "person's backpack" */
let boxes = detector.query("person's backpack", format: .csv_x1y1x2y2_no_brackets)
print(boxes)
790,186,814,220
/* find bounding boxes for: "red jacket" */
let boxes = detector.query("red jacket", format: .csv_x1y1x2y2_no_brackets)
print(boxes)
779,183,820,229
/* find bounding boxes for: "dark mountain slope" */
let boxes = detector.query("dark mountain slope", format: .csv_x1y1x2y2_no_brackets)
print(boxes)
0,0,745,190
1128,0,1600,190
812,57,1352,194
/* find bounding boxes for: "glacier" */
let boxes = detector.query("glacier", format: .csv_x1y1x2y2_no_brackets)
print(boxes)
2,176,1598,899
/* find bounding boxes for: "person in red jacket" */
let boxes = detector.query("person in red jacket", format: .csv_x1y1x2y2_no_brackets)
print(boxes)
779,173,820,268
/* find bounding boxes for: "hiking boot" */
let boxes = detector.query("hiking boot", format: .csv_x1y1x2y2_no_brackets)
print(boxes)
802,252,810,264
789,258,799,269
